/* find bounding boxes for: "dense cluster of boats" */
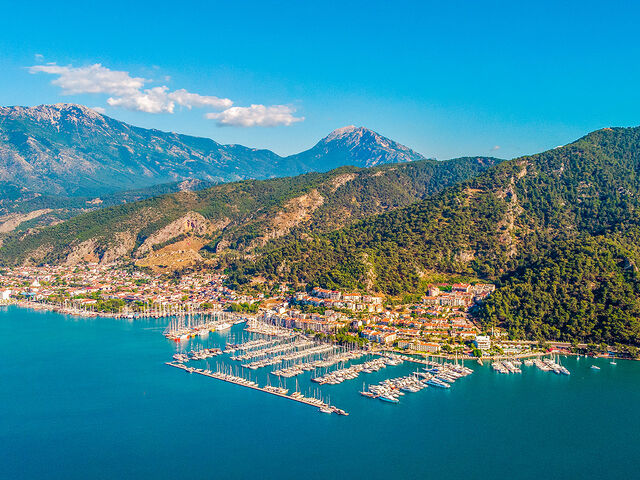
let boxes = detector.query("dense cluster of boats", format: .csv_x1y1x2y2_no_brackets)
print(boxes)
244,318,295,337
492,360,523,373
163,320,235,341
493,357,570,375
166,361,348,415
172,347,223,362
232,339,313,361
163,311,245,341
224,338,276,354
311,356,398,385
222,334,370,377
538,357,570,375
270,349,368,378
360,363,473,403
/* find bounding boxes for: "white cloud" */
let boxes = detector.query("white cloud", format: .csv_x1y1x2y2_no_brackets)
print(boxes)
492,145,501,151
206,104,304,127
168,89,232,109
29,63,232,115
29,62,301,127
29,63,145,97
107,86,175,114
34,53,44,62
104,87,233,114
91,106,106,114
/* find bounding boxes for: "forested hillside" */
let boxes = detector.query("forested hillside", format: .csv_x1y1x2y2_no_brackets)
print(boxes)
0,156,500,266
227,127,640,345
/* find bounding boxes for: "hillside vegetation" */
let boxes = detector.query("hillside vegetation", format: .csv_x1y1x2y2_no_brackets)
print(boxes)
227,127,640,345
0,156,501,268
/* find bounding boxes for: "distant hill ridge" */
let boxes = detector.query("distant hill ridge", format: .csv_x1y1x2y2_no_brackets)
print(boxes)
0,155,502,268
0,103,427,197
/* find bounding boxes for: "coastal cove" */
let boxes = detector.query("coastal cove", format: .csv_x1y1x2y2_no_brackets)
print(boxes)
2,306,640,480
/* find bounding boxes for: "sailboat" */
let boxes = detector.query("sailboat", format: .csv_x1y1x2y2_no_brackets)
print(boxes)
319,393,333,414
360,381,375,398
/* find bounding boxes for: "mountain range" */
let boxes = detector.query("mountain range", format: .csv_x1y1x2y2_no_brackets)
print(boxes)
0,104,426,197
2,103,639,346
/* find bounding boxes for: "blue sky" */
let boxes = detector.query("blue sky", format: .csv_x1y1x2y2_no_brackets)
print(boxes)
1,0,639,159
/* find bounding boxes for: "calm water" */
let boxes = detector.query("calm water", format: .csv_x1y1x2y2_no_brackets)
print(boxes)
1,305,639,480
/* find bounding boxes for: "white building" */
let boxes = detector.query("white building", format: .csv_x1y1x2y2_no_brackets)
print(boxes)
1,289,11,301
474,335,491,351
414,341,441,353
381,332,397,344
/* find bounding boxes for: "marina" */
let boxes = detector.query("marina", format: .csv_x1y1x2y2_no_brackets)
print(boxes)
165,317,483,414
494,357,570,375
360,362,474,401
162,311,245,341
2,307,639,480
163,316,590,417
165,361,348,415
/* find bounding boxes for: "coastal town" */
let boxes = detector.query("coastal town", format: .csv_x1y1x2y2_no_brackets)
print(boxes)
0,261,622,361
0,263,492,350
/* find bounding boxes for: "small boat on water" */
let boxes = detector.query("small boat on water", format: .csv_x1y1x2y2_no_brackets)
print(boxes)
379,395,399,403
591,365,601,370
427,378,450,388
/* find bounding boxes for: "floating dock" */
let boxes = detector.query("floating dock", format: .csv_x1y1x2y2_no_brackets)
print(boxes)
166,362,348,415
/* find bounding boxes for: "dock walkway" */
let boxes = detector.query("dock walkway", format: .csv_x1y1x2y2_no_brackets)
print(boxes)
166,362,348,415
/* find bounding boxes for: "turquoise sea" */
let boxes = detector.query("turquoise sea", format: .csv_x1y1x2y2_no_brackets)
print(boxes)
1,305,639,480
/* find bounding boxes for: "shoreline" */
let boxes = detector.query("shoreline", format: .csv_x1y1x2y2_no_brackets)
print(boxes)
7,300,226,320
4,302,636,361
380,348,551,363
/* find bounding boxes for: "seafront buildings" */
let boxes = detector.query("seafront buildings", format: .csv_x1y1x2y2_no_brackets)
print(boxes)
0,262,568,359
474,335,492,351
0,263,243,313
3,261,627,418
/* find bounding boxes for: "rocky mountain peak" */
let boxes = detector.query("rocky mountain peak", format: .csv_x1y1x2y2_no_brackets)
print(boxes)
310,125,425,168
0,103,430,197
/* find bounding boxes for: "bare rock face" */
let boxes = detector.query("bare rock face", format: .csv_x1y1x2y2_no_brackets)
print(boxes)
286,125,426,172
136,212,212,256
0,209,53,233
329,173,357,191
136,237,205,273
259,189,325,244
65,239,99,265
101,232,137,264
